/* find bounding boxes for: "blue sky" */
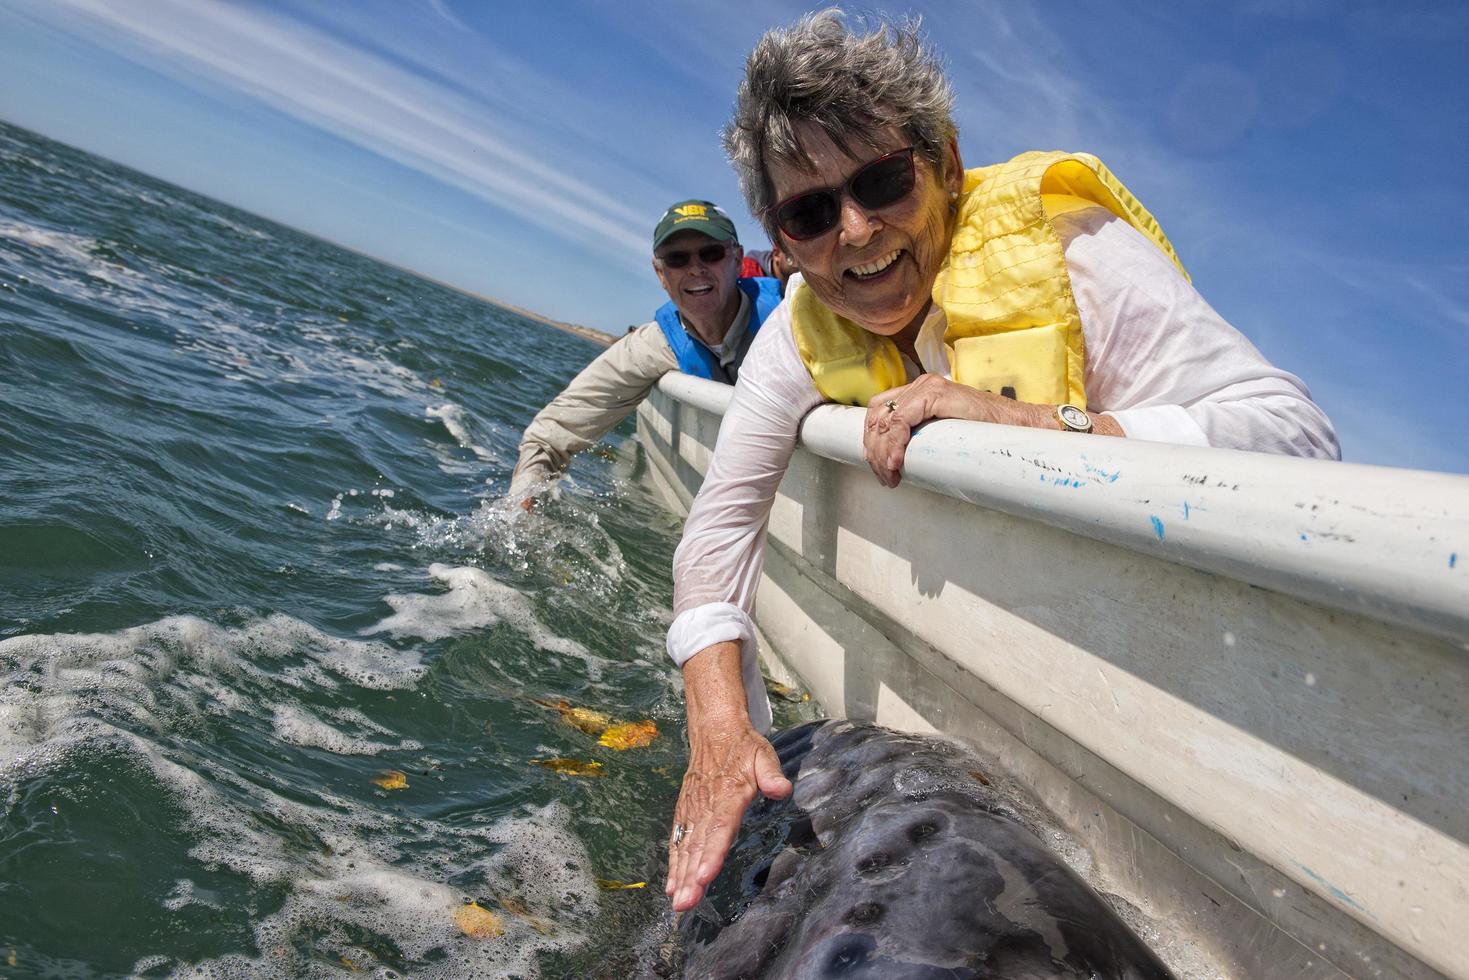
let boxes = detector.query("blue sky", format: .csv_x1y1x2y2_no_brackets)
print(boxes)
0,0,1465,473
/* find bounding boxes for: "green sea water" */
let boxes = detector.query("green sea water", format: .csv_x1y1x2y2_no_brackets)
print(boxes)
0,120,780,977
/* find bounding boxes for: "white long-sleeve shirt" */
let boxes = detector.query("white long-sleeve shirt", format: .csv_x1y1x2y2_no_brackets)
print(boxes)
666,207,1340,730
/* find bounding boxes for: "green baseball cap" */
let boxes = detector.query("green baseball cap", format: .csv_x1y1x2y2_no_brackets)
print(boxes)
652,200,739,250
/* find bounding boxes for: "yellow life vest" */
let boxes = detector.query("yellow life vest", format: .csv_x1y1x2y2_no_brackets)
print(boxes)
791,151,1189,409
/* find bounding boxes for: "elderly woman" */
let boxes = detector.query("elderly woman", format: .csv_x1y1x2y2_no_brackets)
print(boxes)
663,13,1338,911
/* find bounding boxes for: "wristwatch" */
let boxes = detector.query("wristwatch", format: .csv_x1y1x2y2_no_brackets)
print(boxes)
1054,403,1093,433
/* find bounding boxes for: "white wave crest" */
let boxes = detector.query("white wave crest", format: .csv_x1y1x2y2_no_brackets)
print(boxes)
0,614,424,787
271,704,422,756
366,563,596,663
0,218,100,261
426,401,498,461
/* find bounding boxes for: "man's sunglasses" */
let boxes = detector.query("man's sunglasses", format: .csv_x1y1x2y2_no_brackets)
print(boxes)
657,243,731,269
770,146,917,241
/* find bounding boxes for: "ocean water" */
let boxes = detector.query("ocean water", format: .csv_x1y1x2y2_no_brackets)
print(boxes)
0,120,735,977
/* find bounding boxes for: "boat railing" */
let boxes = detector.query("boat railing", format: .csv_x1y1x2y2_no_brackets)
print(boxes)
653,372,1468,645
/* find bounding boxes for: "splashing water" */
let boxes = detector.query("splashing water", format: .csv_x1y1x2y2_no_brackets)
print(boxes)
0,121,690,977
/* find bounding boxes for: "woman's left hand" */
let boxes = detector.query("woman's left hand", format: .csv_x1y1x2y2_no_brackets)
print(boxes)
863,375,1086,487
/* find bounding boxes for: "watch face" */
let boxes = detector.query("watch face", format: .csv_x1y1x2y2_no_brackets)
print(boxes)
1059,404,1090,430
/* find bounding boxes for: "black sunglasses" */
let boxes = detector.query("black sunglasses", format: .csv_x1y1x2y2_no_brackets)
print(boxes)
657,243,731,269
770,146,917,241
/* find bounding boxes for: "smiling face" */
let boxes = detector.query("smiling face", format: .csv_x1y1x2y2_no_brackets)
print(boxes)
652,230,744,345
769,121,962,340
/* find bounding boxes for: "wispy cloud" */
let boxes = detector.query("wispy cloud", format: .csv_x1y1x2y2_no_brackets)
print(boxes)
1314,255,1469,345
602,0,793,91
424,0,471,35
38,0,655,270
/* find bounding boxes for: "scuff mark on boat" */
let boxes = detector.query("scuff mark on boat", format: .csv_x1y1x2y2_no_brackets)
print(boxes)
1082,460,1121,483
1297,864,1371,917
1097,666,1121,713
1151,516,1165,541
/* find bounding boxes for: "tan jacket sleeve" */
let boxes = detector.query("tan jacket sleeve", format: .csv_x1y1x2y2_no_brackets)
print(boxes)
509,322,678,496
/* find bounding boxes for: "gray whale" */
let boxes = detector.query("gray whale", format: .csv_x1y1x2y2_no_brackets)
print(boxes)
679,720,1175,979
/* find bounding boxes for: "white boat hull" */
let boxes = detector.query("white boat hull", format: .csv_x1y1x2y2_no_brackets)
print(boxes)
638,373,1469,980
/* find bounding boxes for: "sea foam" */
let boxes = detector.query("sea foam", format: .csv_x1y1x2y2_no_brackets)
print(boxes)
0,614,424,798
169,803,598,978
271,704,421,756
367,564,596,665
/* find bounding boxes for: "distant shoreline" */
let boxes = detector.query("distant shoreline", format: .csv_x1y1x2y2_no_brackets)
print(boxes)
347,251,617,348
382,266,617,349
459,292,617,348
328,244,620,348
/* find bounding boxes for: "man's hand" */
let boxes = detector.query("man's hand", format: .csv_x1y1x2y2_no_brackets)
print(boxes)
666,720,790,912
862,375,1120,487
666,641,792,913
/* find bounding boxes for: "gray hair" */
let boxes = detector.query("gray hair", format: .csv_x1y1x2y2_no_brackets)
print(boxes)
722,10,957,240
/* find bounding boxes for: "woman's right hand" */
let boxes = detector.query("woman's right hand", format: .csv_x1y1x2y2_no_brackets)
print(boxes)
665,641,792,912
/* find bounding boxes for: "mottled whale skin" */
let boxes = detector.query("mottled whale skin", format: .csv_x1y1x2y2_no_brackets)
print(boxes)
679,721,1175,979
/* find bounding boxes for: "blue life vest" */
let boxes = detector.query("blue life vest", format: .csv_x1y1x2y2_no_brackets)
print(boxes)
653,277,782,381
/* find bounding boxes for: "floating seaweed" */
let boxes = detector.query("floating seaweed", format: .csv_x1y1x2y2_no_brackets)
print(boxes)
454,901,505,939
498,896,555,935
595,879,647,891
531,697,614,734
531,697,658,748
531,757,605,777
763,677,811,703
371,770,408,790
598,720,658,750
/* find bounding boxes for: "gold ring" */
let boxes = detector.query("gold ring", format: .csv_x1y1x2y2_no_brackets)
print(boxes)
883,399,899,413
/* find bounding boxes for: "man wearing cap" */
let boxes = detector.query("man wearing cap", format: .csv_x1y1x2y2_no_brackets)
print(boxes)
509,200,782,504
